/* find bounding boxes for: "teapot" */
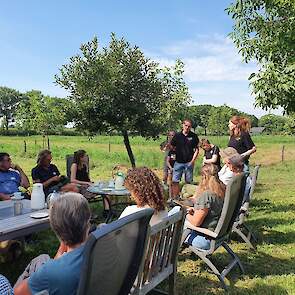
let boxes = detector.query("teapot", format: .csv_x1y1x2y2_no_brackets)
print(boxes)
31,183,45,210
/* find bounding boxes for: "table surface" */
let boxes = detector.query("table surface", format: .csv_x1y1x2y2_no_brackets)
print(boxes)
88,182,130,196
0,200,50,241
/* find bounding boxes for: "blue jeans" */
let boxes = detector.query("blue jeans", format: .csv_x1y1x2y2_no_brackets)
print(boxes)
187,230,210,250
172,161,194,183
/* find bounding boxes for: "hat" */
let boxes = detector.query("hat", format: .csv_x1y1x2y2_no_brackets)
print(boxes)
228,154,244,166
220,147,238,159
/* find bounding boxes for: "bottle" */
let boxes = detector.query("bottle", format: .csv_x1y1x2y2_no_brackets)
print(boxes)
31,183,45,210
46,190,60,208
115,172,125,190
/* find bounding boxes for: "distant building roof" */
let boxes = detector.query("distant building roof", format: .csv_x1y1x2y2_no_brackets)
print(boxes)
250,127,265,135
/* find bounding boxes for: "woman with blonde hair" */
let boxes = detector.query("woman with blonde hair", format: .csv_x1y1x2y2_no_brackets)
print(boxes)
119,167,168,226
184,164,225,250
228,116,256,170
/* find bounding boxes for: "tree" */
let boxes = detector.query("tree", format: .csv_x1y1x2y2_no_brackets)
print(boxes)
16,90,70,134
227,0,295,114
55,34,190,167
0,86,25,130
258,114,288,134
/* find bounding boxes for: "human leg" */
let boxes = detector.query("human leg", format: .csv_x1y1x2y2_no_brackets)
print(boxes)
184,163,194,183
171,162,185,199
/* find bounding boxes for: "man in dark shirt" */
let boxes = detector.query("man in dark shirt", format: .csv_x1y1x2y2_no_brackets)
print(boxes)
170,119,199,199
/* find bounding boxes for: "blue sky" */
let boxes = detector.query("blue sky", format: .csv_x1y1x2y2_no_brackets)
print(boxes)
0,0,278,117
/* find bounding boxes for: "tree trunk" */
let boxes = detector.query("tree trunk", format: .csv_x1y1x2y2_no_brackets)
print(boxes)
5,115,9,131
122,130,136,168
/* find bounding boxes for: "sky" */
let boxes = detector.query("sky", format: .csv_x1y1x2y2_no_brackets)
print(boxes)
0,0,281,117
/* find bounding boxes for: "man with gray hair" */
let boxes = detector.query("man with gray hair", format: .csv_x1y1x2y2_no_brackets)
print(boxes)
14,192,91,295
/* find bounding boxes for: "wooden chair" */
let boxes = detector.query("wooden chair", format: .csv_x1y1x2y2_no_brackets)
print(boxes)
232,165,260,250
77,209,154,295
131,207,185,295
183,173,247,289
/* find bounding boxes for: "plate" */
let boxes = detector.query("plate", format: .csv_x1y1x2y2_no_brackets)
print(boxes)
101,188,113,191
30,212,49,219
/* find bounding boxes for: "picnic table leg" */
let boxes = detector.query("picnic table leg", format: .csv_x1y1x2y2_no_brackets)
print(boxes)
103,196,113,223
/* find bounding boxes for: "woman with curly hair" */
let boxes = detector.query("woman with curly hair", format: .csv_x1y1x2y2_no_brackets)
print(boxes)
184,164,225,250
119,167,168,226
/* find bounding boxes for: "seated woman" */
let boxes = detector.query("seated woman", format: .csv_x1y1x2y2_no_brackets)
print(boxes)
70,150,92,186
14,192,91,295
32,150,78,196
120,167,168,226
200,138,221,171
184,164,226,250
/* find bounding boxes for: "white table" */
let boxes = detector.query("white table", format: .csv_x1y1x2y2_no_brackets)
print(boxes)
0,200,50,241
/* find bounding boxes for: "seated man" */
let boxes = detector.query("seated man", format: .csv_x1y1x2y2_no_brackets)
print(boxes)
0,152,30,201
32,150,78,196
14,192,91,295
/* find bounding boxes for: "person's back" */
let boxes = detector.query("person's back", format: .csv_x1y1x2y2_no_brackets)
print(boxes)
28,245,84,295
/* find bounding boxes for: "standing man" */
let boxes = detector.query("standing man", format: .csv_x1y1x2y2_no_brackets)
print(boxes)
170,119,199,199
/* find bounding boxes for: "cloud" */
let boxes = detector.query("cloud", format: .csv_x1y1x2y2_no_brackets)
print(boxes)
148,34,257,82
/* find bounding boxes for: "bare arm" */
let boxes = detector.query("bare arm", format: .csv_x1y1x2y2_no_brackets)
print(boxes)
203,154,218,164
186,208,209,227
0,193,11,200
241,146,257,157
70,164,91,185
14,279,32,295
33,176,60,188
189,148,199,165
13,164,30,189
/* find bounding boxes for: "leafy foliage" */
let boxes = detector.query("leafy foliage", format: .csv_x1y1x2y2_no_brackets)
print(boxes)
227,0,295,113
0,86,26,130
259,113,295,134
55,34,190,166
16,90,71,134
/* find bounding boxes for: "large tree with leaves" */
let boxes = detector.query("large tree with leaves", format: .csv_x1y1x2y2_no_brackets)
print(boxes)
55,34,190,167
0,86,26,130
227,0,295,114
16,90,71,134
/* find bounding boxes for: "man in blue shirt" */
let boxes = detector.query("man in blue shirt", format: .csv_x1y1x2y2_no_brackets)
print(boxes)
0,152,30,200
14,192,91,295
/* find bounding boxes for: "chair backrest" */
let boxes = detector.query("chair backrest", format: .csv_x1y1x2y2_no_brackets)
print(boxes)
248,165,260,200
65,154,89,178
214,173,247,238
134,207,185,293
77,208,154,295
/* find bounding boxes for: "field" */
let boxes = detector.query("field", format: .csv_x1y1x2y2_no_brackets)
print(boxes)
1,134,295,294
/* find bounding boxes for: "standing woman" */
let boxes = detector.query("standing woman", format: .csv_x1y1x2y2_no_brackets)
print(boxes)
228,116,256,170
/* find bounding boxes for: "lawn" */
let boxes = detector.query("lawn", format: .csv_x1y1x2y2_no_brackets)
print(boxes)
1,134,295,294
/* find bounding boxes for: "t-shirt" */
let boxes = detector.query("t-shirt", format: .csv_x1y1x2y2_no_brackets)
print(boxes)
204,145,221,170
120,205,168,227
167,150,177,168
29,245,84,295
194,191,224,230
0,169,21,195
218,165,234,186
32,164,60,194
170,131,199,163
76,165,90,182
228,132,255,164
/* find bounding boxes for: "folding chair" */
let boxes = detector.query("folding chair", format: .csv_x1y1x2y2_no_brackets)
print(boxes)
232,165,260,249
184,173,247,289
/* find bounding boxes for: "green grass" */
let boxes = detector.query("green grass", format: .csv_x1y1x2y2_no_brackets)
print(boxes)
1,134,295,294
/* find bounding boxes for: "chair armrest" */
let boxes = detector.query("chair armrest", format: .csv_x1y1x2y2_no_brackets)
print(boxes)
185,221,217,238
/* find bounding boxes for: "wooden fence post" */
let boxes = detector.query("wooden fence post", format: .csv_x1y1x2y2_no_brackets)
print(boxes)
47,137,50,150
281,145,285,162
109,141,111,153
24,140,27,153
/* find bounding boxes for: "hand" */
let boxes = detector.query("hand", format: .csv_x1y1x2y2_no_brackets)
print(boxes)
51,175,61,182
0,194,11,201
55,242,67,259
187,207,194,215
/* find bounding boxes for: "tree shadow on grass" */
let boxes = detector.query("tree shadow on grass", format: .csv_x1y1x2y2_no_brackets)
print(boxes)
251,198,295,214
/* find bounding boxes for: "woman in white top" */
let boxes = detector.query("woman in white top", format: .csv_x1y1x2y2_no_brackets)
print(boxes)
120,167,168,226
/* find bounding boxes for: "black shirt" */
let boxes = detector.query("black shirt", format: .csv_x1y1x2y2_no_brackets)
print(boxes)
204,145,221,171
171,131,199,163
32,164,60,194
76,165,90,182
228,131,255,164
167,150,177,167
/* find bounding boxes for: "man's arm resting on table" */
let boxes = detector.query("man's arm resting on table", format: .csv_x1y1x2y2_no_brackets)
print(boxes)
0,192,11,200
